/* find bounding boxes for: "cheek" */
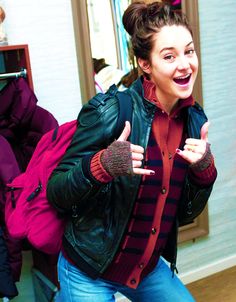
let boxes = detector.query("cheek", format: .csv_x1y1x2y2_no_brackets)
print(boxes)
192,56,199,72
156,64,176,78
150,61,176,81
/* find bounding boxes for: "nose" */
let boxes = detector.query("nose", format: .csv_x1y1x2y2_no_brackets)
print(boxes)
177,55,190,70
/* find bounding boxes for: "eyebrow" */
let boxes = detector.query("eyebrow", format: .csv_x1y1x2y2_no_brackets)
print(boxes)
160,41,194,53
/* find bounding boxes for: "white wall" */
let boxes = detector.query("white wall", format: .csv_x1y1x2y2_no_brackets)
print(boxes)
178,0,236,283
0,0,82,124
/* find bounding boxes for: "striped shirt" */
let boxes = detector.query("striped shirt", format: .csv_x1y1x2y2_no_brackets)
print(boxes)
101,78,193,288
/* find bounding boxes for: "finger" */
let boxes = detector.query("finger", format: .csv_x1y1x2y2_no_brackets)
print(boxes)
184,142,206,155
132,160,143,168
117,121,131,142
176,148,201,164
131,153,144,161
200,121,210,142
133,168,155,175
185,138,200,146
184,145,196,152
183,144,200,153
130,144,144,154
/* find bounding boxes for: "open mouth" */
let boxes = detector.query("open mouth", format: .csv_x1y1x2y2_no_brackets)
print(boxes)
173,74,191,85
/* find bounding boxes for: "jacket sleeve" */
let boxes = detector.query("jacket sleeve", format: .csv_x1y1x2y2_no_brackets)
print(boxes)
47,96,119,212
179,158,217,226
178,175,214,226
178,103,217,226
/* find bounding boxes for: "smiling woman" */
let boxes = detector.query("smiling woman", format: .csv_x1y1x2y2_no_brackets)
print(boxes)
70,0,208,243
137,25,198,113
47,2,217,301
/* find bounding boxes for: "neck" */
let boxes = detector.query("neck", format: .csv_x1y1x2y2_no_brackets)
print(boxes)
155,92,178,115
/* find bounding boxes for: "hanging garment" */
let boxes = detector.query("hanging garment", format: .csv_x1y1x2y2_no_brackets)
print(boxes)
0,77,58,292
0,227,18,299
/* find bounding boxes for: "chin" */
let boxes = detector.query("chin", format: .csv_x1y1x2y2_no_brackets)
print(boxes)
180,92,192,99
177,87,194,99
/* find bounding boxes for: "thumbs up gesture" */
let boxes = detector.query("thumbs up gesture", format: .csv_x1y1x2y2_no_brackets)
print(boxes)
101,121,155,177
176,121,210,164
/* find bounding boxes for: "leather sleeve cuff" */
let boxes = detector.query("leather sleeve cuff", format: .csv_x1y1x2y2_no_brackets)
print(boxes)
82,153,104,185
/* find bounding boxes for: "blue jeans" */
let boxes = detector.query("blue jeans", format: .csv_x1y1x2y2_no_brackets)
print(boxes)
56,252,195,302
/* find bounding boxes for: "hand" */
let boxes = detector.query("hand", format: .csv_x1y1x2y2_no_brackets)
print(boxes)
176,121,210,164
117,121,155,176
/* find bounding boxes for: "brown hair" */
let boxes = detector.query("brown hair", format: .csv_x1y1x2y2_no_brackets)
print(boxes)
0,7,5,23
122,1,192,61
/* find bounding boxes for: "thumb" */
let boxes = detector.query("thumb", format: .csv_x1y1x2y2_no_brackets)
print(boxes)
200,121,210,142
117,121,131,141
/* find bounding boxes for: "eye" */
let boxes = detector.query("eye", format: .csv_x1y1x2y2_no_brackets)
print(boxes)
164,54,175,62
185,49,195,55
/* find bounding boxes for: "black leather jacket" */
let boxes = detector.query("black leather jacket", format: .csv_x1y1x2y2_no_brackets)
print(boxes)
47,78,216,278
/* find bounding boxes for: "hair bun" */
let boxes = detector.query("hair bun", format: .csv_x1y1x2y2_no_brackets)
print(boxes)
122,2,147,36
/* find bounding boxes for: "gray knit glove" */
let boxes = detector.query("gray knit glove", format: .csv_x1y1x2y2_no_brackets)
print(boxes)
190,142,213,171
100,140,133,177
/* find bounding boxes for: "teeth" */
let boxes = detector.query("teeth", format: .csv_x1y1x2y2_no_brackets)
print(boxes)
175,74,190,79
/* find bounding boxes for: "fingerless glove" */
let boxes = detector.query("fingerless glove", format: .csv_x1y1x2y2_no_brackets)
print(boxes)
190,142,213,172
100,140,133,177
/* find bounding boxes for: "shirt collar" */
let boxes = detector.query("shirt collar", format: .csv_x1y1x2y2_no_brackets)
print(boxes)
142,76,194,114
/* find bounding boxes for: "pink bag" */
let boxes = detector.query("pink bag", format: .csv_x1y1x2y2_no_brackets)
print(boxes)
5,120,77,254
5,88,132,255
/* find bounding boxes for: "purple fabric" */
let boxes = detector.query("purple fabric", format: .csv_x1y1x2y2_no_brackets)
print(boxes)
0,78,59,171
0,78,58,283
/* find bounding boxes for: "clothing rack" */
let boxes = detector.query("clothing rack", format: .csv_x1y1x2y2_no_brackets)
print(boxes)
0,68,27,80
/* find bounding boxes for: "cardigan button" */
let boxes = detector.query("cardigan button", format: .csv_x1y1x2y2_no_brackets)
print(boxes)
161,187,167,194
151,227,157,235
130,278,136,285
139,263,144,269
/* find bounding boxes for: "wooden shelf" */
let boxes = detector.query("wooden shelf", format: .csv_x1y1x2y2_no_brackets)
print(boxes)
0,44,34,90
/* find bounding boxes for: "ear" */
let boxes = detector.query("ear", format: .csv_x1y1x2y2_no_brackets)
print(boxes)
138,58,151,74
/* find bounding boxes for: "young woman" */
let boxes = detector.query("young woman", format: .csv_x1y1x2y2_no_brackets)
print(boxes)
47,2,217,301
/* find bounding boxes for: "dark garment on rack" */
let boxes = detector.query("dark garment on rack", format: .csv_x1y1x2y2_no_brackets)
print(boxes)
0,78,58,290
0,135,22,283
0,77,59,171
0,227,18,299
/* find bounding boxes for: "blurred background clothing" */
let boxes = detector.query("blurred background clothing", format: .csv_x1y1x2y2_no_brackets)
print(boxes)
93,58,126,93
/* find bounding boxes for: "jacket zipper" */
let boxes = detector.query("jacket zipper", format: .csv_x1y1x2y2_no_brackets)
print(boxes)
27,183,42,201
